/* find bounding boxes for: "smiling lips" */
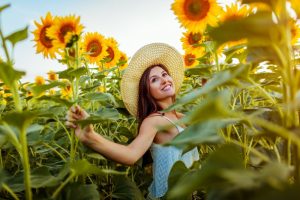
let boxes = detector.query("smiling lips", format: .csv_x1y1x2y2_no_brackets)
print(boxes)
162,84,172,91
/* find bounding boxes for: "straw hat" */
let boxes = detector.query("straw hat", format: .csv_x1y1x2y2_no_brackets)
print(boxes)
120,43,184,117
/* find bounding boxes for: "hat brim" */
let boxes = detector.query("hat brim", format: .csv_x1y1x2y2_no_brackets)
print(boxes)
120,43,184,117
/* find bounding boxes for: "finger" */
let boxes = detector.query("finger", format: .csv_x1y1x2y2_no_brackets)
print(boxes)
71,106,76,113
75,105,81,114
66,111,81,121
65,121,77,129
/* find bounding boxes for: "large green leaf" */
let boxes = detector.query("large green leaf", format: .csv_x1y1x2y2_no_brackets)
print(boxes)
181,90,236,125
111,176,144,200
166,120,232,151
62,183,100,200
57,67,88,80
69,159,124,176
31,81,66,96
166,64,249,111
209,11,278,47
82,92,117,105
2,111,39,131
0,168,8,189
167,144,244,199
0,61,25,87
76,107,121,127
37,95,74,107
167,161,189,192
30,167,61,188
5,26,28,47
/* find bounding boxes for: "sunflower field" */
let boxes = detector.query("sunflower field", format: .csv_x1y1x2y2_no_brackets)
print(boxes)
1,0,300,199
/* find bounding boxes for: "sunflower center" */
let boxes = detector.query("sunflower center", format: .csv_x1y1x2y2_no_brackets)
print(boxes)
87,40,102,57
184,54,196,66
59,24,75,43
106,47,115,61
188,32,202,45
184,0,210,21
40,25,53,48
291,27,296,39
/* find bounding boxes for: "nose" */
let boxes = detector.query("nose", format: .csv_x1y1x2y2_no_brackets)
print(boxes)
160,76,167,84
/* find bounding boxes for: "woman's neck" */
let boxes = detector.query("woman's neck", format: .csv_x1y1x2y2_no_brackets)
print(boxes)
156,97,173,110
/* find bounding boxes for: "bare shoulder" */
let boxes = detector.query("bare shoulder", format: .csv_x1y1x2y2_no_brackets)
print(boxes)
142,113,163,126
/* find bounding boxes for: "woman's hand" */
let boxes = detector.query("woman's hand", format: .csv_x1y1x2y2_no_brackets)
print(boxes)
65,105,94,144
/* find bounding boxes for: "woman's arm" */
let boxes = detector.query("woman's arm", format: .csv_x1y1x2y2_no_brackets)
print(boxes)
66,106,158,165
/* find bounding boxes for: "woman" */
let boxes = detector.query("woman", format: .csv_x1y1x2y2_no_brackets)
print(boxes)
66,43,199,199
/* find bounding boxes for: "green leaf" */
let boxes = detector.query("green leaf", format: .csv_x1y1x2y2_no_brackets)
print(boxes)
76,108,121,127
209,11,278,47
167,144,244,199
167,161,189,191
0,61,25,87
69,159,124,177
111,176,144,200
57,67,88,80
63,183,100,200
185,65,212,76
30,167,61,188
82,92,116,105
37,95,74,107
166,64,249,111
2,111,39,131
5,26,28,47
182,90,236,125
31,81,66,96
166,120,231,150
0,168,8,189
0,4,10,13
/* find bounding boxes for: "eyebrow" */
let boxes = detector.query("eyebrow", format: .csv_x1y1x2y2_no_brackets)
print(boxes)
149,70,167,79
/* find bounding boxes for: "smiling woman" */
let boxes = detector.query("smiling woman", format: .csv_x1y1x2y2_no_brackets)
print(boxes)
65,43,200,199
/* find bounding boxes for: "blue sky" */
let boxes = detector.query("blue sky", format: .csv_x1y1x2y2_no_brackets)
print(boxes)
1,0,234,82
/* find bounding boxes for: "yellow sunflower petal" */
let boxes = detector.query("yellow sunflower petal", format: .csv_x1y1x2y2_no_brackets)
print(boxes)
172,0,222,33
32,12,57,59
183,49,204,68
117,51,128,71
47,15,84,49
81,32,108,65
219,2,250,23
103,37,121,69
181,31,207,53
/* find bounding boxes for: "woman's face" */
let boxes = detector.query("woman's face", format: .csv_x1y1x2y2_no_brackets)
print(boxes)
148,66,175,100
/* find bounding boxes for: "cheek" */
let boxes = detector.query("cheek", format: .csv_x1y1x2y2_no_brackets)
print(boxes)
149,83,161,96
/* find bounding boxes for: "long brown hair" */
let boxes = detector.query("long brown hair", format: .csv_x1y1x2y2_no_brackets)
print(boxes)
137,64,176,165
137,64,176,129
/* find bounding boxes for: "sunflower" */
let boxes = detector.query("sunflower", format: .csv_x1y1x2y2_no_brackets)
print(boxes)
103,37,121,69
290,19,300,45
172,0,222,33
290,0,300,18
219,3,250,23
60,79,73,99
47,70,58,81
81,32,108,64
35,76,45,85
47,15,84,49
33,12,57,59
181,31,206,53
61,85,72,99
117,51,128,71
183,50,203,68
